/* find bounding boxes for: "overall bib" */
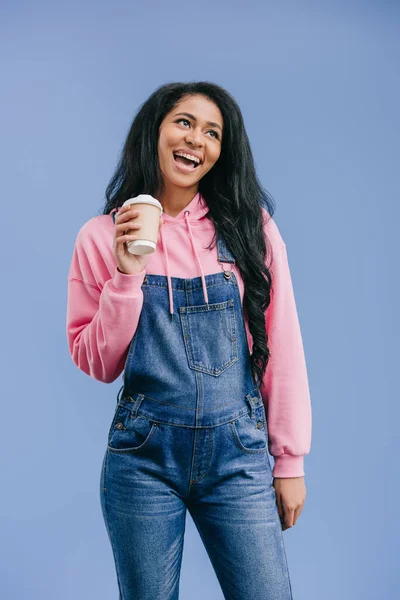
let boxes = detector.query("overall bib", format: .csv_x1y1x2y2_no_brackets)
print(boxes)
100,214,293,600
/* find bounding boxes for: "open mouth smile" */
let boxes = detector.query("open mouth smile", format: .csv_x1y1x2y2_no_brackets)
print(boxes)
173,151,202,172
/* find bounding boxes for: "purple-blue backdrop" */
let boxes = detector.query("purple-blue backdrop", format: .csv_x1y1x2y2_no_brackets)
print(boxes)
1,1,398,598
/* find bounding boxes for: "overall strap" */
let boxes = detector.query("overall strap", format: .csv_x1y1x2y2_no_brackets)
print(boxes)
216,234,235,264
216,233,236,279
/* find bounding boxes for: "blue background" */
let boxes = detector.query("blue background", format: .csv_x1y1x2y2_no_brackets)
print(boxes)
1,1,398,598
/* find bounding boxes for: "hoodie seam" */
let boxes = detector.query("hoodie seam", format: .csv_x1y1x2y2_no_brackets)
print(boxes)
68,276,99,290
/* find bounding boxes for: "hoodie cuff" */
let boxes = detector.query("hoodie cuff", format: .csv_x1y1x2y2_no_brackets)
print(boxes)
272,454,305,478
110,265,147,293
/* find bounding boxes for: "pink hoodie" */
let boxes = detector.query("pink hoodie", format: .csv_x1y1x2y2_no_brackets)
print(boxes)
66,192,312,478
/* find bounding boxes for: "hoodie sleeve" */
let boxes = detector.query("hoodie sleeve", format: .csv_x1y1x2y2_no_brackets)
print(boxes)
260,242,312,479
66,221,146,384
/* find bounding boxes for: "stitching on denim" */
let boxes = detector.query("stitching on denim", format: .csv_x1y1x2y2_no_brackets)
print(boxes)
141,277,237,291
107,421,157,454
193,427,214,484
277,518,295,598
179,300,238,375
124,391,259,420
102,455,125,599
131,405,251,428
230,415,268,454
179,299,234,313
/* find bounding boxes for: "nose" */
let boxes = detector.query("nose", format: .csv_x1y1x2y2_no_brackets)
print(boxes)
185,127,204,147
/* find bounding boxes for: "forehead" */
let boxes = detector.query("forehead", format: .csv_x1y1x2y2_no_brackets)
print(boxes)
170,95,223,127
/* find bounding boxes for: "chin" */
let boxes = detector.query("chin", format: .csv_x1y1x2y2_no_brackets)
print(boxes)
171,178,199,189
168,171,201,185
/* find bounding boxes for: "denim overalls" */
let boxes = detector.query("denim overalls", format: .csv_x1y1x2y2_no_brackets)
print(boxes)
100,213,293,600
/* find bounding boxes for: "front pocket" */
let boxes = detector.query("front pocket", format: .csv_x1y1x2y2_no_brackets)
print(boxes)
107,404,157,453
179,299,238,376
231,405,268,454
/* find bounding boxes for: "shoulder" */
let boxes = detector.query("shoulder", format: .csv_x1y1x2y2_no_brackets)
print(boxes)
68,214,116,286
260,206,286,256
75,213,114,247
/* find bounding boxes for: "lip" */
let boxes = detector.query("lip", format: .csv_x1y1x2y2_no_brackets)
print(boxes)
172,153,200,173
173,148,203,165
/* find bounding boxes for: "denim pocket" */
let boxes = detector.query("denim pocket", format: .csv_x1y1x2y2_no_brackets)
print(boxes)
107,402,157,453
179,299,238,376
230,405,268,454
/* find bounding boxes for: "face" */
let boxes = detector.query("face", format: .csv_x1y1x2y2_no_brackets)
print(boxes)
157,94,223,193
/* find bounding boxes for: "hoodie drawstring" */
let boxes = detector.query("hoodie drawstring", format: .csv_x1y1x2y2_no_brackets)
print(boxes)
159,222,174,318
159,210,209,318
184,211,209,307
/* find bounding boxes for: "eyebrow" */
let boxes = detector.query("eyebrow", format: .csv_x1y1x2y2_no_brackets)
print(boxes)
174,112,223,132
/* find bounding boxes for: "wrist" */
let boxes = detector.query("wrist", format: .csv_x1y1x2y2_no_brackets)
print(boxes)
117,266,145,276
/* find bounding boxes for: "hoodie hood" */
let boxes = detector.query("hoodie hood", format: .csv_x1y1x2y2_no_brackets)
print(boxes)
159,192,210,318
160,191,210,224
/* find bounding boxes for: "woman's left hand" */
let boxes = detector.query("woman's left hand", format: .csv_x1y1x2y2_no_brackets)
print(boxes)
273,477,307,531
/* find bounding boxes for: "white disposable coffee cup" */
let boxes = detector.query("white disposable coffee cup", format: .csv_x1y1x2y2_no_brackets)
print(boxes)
121,195,163,255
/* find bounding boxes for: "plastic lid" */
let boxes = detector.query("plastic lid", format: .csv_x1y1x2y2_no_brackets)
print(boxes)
122,195,163,212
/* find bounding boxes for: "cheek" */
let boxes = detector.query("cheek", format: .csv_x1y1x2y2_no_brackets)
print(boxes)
160,126,180,147
157,136,170,166
207,146,221,166
158,132,178,163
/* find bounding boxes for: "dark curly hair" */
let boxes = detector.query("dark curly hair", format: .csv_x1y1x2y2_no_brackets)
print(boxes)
100,81,277,388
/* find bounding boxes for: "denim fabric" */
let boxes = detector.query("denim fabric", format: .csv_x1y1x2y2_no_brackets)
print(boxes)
100,230,293,599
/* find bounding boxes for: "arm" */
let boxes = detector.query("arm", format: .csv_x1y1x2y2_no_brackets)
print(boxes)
260,243,312,478
66,222,146,383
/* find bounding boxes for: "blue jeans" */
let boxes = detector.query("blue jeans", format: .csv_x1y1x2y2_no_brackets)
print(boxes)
99,228,293,599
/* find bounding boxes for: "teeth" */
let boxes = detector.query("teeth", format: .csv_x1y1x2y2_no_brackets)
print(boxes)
174,151,201,164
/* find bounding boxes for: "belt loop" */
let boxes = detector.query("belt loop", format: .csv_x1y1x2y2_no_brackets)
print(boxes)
117,384,124,404
131,394,145,418
245,394,255,419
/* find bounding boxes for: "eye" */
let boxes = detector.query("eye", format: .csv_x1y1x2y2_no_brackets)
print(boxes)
207,130,220,140
175,118,220,140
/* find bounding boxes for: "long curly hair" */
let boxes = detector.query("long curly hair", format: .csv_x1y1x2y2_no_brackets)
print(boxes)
101,81,277,388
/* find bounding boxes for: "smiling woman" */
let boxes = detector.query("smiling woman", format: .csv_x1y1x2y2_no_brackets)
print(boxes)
67,80,311,600
157,95,224,209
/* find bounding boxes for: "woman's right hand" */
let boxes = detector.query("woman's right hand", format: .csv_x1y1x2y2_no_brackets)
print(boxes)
113,204,161,275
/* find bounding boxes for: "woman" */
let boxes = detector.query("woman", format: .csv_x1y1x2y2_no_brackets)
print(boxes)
66,81,312,599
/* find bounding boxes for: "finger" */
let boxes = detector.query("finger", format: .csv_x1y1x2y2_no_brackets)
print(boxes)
284,508,295,529
274,490,285,526
277,496,291,530
115,221,142,233
116,208,140,223
115,234,138,246
293,505,303,526
115,205,128,218
116,211,140,225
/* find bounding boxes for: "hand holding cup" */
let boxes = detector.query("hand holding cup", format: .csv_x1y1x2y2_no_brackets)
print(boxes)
113,204,162,275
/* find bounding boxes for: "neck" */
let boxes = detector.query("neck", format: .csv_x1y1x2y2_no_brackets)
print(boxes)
157,183,199,218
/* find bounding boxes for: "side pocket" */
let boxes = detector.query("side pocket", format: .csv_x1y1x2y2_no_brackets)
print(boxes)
107,403,128,446
230,405,268,454
107,406,157,454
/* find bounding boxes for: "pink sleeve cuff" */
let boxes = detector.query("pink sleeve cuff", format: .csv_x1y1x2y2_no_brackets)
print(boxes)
272,454,305,478
110,265,147,293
